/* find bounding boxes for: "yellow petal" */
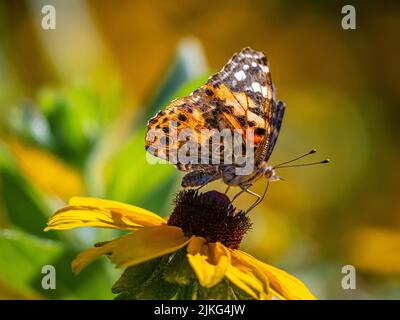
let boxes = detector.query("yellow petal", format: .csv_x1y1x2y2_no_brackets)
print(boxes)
232,250,316,300
72,225,189,273
6,137,85,199
186,237,230,288
44,197,166,231
69,197,164,221
225,249,271,300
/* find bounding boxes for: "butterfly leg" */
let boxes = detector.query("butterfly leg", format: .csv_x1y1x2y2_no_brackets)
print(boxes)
232,183,254,203
232,183,266,213
224,186,231,194
243,188,261,208
246,182,270,213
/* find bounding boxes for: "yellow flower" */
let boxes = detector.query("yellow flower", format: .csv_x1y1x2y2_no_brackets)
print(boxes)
44,190,315,300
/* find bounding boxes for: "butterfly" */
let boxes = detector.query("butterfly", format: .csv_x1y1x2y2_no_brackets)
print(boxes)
145,47,286,211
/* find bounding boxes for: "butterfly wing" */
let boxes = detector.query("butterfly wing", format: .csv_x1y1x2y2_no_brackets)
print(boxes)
145,90,232,170
264,100,285,162
203,47,277,166
145,47,282,174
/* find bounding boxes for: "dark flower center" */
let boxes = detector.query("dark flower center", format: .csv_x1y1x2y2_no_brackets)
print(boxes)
167,189,252,249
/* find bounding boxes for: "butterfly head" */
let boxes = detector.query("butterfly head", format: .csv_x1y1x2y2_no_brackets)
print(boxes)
262,164,283,182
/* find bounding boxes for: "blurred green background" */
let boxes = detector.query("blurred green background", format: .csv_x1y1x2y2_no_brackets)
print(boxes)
0,0,399,299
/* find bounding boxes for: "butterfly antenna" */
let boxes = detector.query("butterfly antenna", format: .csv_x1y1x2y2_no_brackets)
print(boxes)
276,159,330,169
273,149,317,168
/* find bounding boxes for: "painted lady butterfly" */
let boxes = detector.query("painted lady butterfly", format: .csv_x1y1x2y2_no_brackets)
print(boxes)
146,47,286,211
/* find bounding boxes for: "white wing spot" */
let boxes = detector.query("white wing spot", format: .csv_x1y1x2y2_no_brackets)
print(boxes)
243,64,249,70
261,65,269,73
261,86,268,97
234,70,246,81
251,62,257,67
251,82,262,93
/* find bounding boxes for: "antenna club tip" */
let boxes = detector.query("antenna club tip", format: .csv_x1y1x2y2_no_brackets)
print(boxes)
322,159,330,164
310,149,317,154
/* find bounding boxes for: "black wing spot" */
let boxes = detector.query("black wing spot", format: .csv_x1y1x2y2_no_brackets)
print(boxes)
255,128,266,136
205,88,214,96
178,114,188,122
222,105,234,114
205,117,219,128
236,115,246,126
249,107,264,118
157,111,166,117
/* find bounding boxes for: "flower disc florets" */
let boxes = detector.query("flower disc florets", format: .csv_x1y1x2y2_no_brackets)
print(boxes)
168,190,251,249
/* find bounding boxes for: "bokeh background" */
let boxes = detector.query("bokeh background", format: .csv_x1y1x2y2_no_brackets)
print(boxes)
0,0,399,299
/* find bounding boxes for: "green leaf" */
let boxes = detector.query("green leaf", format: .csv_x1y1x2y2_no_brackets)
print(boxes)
163,248,195,285
174,281,199,300
231,284,255,300
0,145,54,239
197,278,238,300
35,80,123,169
8,104,53,148
112,257,162,299
113,255,180,300
42,87,96,168
0,229,63,296
0,228,115,299
45,250,115,300
134,270,179,300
